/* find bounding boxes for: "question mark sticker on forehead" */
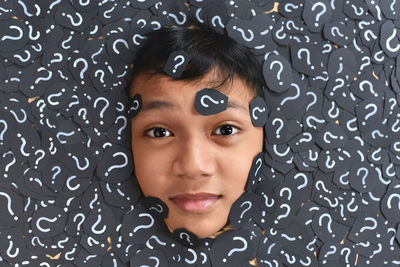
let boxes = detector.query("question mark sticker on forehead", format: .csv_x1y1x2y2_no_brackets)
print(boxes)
195,88,228,116
163,50,192,79
250,96,268,127
127,93,142,118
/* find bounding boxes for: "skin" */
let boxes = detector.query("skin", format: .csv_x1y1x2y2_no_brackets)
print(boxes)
130,68,263,238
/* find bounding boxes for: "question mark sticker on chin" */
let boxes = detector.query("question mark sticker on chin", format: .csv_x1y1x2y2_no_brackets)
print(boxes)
209,227,255,266
144,196,169,219
173,228,200,248
250,96,268,127
195,88,228,116
163,50,191,78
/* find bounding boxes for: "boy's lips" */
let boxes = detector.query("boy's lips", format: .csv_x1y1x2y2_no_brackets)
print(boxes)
169,193,222,213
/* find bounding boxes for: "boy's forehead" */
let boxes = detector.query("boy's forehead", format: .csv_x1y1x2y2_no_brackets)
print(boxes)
129,69,254,98
128,70,267,127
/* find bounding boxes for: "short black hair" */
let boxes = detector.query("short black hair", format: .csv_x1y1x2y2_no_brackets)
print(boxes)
130,25,265,97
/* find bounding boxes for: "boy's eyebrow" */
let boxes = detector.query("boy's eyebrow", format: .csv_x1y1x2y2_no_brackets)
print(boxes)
140,99,249,113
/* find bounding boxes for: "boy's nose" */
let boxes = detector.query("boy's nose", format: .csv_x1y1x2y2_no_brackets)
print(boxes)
172,136,216,179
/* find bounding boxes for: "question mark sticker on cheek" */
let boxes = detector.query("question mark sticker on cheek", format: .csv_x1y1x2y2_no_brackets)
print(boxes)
163,50,191,78
195,88,228,116
250,96,268,127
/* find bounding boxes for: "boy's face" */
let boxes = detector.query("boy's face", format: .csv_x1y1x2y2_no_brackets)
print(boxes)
130,69,263,238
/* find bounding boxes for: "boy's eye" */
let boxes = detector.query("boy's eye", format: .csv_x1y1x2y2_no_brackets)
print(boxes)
146,127,172,138
213,125,240,136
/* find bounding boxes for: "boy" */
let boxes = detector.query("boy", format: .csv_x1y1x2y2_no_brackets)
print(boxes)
129,25,265,238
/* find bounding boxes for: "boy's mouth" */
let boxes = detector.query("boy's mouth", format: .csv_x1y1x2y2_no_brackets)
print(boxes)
169,193,222,213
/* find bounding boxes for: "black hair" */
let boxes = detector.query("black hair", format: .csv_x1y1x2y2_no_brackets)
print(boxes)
130,25,265,97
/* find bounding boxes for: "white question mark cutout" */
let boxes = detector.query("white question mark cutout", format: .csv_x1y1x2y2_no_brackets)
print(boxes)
73,213,85,233
270,60,284,85
0,192,18,221
223,236,248,263
325,245,337,257
115,116,127,140
34,149,46,168
356,167,368,188
0,120,7,145
132,34,147,45
323,131,341,144
331,26,344,37
73,57,88,84
149,204,163,213
93,97,110,125
211,16,225,28
200,95,224,108
263,194,275,207
297,48,314,69
239,201,252,222
387,193,400,210
91,214,106,235
6,238,19,258
105,152,128,176
274,203,291,224
386,27,400,53
330,77,344,96
232,25,254,42
57,130,77,144
1,25,23,41
358,217,377,234
285,3,299,13
112,39,129,55
254,158,262,177
294,173,308,190
362,103,377,124
146,235,166,250
36,216,59,233
252,107,266,120
318,213,334,237
340,247,351,267
180,232,193,246
296,132,312,145
62,12,83,27
185,248,198,264
133,213,154,233
280,82,301,106
172,55,185,73
359,80,377,97
311,2,327,27
3,152,16,178
272,118,284,138
315,180,331,194
279,187,292,201
68,153,90,171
